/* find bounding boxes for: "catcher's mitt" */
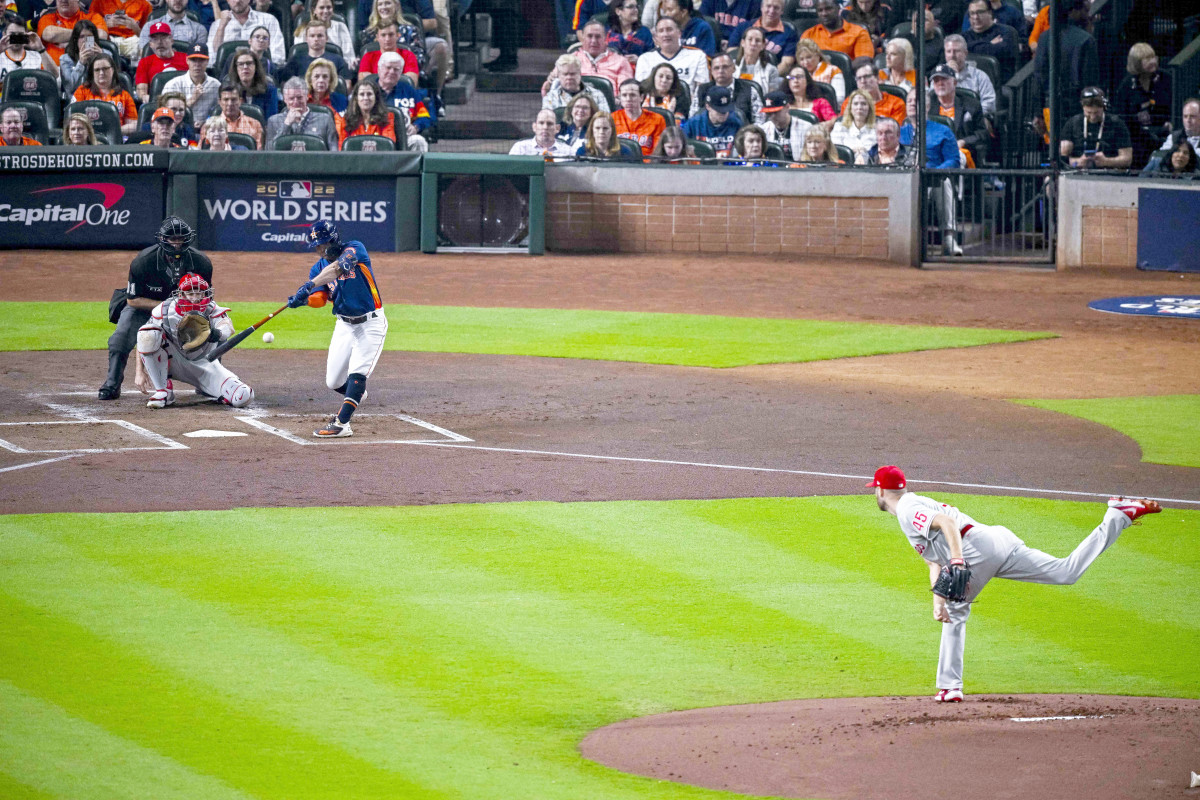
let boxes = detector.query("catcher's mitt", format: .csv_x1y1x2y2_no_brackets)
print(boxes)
932,559,971,602
177,313,213,353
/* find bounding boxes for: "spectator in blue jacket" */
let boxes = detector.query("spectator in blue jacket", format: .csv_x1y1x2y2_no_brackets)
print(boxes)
681,84,742,154
899,88,959,168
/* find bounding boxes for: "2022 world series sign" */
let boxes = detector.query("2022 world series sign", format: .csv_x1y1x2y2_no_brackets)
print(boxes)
197,176,395,252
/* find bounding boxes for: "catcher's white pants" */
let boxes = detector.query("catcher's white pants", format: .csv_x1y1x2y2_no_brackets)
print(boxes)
936,508,1132,690
138,337,253,406
326,309,388,391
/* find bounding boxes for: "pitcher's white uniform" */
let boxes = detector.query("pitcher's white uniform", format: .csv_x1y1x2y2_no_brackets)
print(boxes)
136,280,253,408
895,492,1135,691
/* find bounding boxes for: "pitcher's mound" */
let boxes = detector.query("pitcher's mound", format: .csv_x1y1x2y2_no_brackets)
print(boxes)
581,694,1200,799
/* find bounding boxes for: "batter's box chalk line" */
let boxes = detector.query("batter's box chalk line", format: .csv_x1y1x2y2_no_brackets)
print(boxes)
234,410,472,446
0,418,189,455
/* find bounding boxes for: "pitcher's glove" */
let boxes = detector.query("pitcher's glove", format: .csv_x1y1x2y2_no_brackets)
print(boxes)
932,559,971,603
177,313,213,353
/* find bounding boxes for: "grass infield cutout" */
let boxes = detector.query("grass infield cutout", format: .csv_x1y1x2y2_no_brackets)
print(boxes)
4,302,1054,368
1,495,1194,799
1013,395,1200,468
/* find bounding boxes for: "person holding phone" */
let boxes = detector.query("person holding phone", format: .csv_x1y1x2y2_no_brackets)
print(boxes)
1060,86,1133,171
1,14,57,87
56,18,101,96
36,0,108,65
90,0,150,60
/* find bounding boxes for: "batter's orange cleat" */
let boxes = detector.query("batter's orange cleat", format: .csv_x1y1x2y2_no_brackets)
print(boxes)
1107,497,1162,523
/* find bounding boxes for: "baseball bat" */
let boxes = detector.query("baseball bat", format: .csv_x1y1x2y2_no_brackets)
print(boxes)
205,302,289,362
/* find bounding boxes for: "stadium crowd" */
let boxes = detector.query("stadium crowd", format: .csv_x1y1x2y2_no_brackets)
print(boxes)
0,0,1195,175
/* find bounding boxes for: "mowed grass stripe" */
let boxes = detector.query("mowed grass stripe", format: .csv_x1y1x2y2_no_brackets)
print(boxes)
0,302,1054,367
0,592,426,800
1,524,712,800
0,681,253,800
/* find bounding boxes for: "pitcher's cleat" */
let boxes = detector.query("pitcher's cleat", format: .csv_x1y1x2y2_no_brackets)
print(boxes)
934,688,964,703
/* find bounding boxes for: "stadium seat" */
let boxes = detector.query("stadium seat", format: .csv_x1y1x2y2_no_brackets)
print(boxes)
0,101,51,144
688,137,715,157
65,100,123,144
618,138,642,158
137,101,194,129
226,131,259,149
835,143,854,163
342,133,396,150
288,42,343,60
149,69,185,102
809,80,838,108
642,105,676,129
789,108,818,124
140,41,193,58
215,40,250,76
581,75,616,113
239,103,266,126
736,77,763,110
764,142,785,159
273,133,329,150
2,69,62,131
879,83,906,101
822,49,854,94
384,107,409,149
554,105,566,123
966,55,1000,93
306,103,334,117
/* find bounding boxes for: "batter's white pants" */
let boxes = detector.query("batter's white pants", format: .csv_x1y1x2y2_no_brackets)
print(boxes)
936,507,1132,690
325,310,388,392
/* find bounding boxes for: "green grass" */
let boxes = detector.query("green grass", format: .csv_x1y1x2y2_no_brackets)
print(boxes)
1,495,1196,799
2,302,1054,368
1013,395,1200,468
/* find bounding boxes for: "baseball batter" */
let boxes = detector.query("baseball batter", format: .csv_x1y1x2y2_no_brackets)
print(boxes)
100,216,214,400
135,273,254,408
286,220,387,438
868,465,1161,703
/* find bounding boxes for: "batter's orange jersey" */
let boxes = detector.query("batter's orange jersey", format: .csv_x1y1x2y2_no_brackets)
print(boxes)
613,108,667,155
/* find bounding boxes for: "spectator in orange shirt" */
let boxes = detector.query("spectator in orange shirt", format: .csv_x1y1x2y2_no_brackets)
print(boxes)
802,0,872,61
0,105,42,145
336,78,397,148
1028,4,1047,52
73,52,139,137
90,0,150,60
38,0,108,65
613,77,667,154
843,56,905,123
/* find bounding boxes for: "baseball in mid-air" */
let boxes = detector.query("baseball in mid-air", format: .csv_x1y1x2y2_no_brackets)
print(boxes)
262,332,274,343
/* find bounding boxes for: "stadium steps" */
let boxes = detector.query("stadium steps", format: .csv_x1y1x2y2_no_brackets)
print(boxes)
436,48,557,143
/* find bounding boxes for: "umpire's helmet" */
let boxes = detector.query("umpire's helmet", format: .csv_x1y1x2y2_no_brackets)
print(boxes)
157,215,196,256
307,220,341,250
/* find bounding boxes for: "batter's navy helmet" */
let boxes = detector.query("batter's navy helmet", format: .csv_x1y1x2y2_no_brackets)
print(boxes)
307,220,341,250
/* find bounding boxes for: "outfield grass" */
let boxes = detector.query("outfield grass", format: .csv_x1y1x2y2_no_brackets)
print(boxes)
1013,395,1200,468
1,302,1054,368
1,495,1195,799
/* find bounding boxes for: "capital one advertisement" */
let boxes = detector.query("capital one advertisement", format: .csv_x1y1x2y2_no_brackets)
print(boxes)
198,176,395,252
0,174,165,248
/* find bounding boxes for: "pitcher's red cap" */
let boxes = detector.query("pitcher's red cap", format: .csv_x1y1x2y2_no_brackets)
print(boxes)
866,465,906,489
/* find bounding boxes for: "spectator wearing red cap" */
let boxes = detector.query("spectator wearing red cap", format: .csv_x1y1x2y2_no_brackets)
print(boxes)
135,21,189,103
150,106,185,147
137,0,207,52
868,464,1162,704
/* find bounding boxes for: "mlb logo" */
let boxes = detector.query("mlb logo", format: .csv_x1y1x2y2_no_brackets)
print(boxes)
361,140,377,152
279,180,312,198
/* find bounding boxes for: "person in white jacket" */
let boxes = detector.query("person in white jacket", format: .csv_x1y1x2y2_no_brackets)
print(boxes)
830,88,876,162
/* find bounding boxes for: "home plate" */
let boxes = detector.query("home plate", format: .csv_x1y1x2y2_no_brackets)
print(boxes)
182,429,249,438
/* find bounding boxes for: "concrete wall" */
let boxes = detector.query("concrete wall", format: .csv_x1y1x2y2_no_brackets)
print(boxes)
1057,174,1200,269
544,165,919,265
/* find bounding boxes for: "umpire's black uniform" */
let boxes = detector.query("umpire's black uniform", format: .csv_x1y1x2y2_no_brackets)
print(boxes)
99,221,213,399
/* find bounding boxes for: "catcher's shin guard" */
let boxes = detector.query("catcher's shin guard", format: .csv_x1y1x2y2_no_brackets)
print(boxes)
136,330,170,392
220,379,254,408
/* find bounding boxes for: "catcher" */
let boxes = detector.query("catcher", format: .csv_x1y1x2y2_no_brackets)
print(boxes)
133,273,254,409
868,465,1161,703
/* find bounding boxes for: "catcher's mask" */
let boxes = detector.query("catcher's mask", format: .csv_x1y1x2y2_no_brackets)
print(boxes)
176,272,212,313
157,215,196,258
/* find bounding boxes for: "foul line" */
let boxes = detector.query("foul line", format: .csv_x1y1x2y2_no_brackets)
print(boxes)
396,441,1200,506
